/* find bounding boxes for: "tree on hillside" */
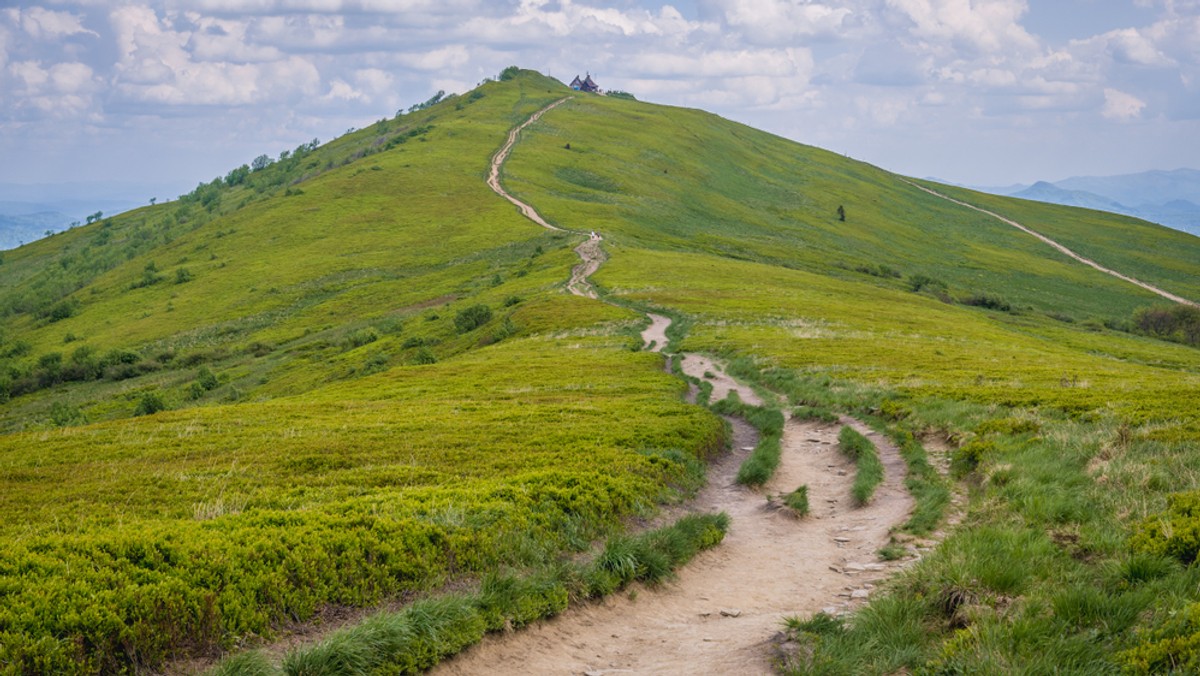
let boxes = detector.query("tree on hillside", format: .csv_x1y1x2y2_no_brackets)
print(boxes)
499,65,520,81
251,154,273,171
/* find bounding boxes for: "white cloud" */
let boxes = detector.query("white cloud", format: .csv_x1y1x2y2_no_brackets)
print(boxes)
1102,87,1147,120
110,5,320,106
884,0,1039,55
703,0,855,44
7,6,98,40
393,44,469,71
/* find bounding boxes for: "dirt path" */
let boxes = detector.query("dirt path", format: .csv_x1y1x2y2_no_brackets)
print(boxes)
640,313,671,353
435,416,914,675
568,238,606,299
487,98,572,232
907,180,1197,307
443,104,918,674
678,354,764,407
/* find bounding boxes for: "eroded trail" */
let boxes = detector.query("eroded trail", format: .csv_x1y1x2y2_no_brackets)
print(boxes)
436,408,914,675
487,98,572,232
907,180,1197,307
435,106,919,674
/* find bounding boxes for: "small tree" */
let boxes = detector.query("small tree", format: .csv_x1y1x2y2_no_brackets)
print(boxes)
251,154,272,171
499,65,520,81
837,205,846,222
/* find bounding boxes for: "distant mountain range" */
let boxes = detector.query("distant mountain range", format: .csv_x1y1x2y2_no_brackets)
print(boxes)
0,180,188,250
970,168,1200,237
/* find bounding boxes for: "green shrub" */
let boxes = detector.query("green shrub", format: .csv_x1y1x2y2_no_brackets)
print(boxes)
49,401,85,427
498,65,520,81
413,348,437,365
46,298,80,322
197,366,219,391
1117,602,1200,674
962,293,1012,312
344,327,380,349
1131,490,1200,564
907,273,947,293
950,438,995,477
135,392,166,416
453,305,492,333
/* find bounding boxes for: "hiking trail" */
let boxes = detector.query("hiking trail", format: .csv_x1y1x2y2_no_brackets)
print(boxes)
907,180,1197,307
451,95,922,675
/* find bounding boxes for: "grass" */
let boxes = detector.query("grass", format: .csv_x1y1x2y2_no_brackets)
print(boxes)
782,485,810,517
207,512,729,675
709,394,785,486
5,68,1200,672
837,426,884,506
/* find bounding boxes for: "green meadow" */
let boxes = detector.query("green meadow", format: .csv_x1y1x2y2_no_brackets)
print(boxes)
501,84,1200,672
3,69,1200,673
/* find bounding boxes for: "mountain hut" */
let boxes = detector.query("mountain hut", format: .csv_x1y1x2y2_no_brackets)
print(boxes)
569,73,600,93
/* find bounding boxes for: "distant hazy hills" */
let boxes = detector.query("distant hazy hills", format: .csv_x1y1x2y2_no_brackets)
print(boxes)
973,168,1200,237
0,181,188,250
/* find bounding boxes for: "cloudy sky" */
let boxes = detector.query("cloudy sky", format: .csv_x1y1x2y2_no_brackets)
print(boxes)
2,0,1198,197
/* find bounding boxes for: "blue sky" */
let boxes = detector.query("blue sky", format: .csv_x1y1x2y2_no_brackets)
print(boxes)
1,0,1198,197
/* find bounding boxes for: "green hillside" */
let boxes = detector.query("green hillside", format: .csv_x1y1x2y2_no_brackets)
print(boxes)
2,69,1200,673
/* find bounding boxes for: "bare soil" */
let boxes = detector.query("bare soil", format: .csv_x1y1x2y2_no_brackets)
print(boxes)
434,415,915,676
568,238,607,299
640,313,671,353
487,97,572,232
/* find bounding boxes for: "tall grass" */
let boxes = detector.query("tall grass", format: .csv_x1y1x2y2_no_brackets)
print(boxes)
837,426,883,506
710,394,785,486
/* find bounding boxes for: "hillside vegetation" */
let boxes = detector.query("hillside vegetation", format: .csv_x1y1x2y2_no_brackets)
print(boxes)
503,87,1200,672
2,70,1200,673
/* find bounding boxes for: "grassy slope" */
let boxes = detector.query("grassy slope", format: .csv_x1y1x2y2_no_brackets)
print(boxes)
0,73,729,674
502,92,1200,672
503,95,1200,320
5,71,1200,673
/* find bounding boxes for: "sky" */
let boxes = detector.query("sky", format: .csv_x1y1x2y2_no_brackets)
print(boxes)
1,0,1198,198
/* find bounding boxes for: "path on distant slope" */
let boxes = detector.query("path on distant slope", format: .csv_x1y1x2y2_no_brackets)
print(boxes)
436,90,919,676
907,180,1198,307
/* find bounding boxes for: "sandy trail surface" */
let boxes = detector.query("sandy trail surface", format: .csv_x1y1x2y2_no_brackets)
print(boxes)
640,313,671,353
487,98,572,232
907,180,1197,307
568,238,606,299
678,354,764,407
434,415,914,676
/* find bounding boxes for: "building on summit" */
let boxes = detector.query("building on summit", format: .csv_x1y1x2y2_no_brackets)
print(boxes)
569,73,600,93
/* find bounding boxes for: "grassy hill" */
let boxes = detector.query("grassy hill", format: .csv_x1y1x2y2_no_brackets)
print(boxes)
2,70,1200,673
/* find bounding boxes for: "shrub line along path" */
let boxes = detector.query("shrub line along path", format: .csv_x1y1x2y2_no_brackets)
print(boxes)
905,180,1198,307
455,98,919,674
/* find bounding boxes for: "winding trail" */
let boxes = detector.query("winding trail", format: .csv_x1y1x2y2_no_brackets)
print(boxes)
448,92,920,675
487,98,572,232
907,180,1197,307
